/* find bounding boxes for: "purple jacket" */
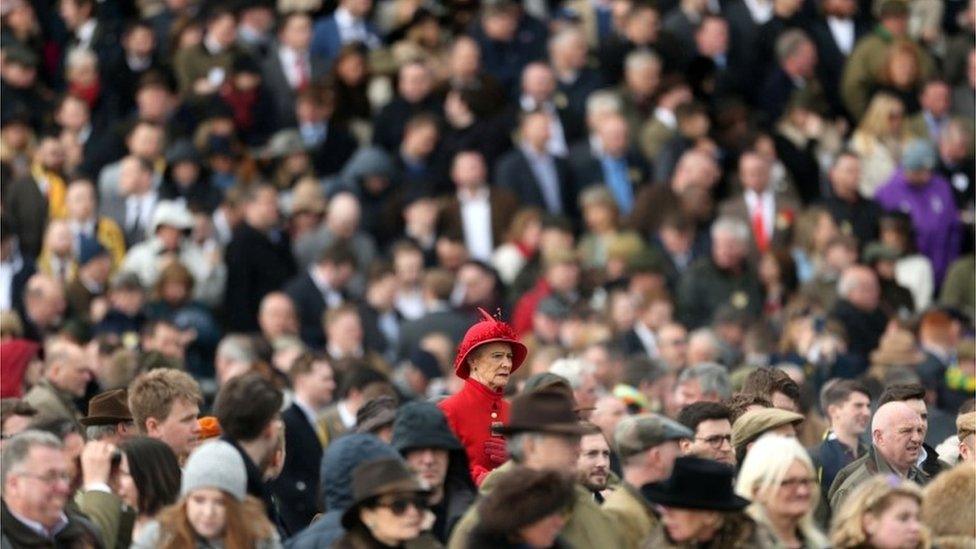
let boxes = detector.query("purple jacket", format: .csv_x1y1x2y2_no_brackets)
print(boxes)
875,170,961,283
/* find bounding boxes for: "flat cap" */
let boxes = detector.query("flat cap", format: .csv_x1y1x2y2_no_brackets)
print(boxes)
731,408,804,449
614,413,693,459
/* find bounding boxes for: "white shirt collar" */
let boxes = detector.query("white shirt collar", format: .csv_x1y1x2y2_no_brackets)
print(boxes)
337,400,357,429
293,396,320,428
742,0,773,24
76,19,97,45
334,7,359,29
457,186,490,203
654,107,677,129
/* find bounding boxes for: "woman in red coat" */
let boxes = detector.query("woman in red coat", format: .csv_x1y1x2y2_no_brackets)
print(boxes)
437,309,527,485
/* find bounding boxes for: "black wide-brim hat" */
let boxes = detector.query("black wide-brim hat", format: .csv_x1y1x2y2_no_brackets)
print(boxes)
640,456,750,512
341,458,429,529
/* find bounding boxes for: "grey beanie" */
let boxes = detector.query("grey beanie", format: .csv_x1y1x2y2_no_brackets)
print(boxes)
181,440,247,502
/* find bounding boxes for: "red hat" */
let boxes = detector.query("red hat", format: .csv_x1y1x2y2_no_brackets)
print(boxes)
1,339,40,398
454,308,528,379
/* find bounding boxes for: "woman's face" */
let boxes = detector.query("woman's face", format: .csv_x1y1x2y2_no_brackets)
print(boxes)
337,54,366,85
114,454,139,510
759,460,816,521
161,280,189,304
360,492,425,543
758,253,781,285
519,513,567,548
888,52,919,88
886,105,905,132
661,507,722,543
186,488,228,541
863,496,923,549
468,342,514,390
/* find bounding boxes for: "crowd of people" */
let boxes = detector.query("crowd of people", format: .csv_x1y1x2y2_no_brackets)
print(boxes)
0,0,975,546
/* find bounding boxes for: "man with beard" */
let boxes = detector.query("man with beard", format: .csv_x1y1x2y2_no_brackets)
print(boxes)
577,428,612,503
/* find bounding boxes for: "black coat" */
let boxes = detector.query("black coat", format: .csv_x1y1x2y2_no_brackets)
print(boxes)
494,148,578,219
271,402,324,534
223,223,296,332
567,142,651,199
820,195,883,248
283,271,332,349
309,124,358,178
371,95,443,153
808,15,870,119
829,299,888,361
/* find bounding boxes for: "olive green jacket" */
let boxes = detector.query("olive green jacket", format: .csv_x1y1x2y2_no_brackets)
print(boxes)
446,461,621,549
840,27,935,118
601,481,659,549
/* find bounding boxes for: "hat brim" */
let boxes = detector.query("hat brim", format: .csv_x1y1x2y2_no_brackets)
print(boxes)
340,479,429,529
641,483,750,512
455,339,528,379
79,415,132,427
495,421,599,437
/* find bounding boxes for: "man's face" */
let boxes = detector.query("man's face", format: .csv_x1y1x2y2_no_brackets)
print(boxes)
302,361,337,408
3,446,72,528
404,447,449,492
399,65,431,104
259,296,297,339
577,433,611,492
65,182,96,220
876,414,925,471
657,325,688,369
530,433,581,470
739,155,770,193
683,418,734,465
590,396,627,440
148,398,200,460
50,349,92,397
281,14,312,50
831,392,871,436
901,398,929,434
921,83,951,117
830,156,861,197
711,231,745,270
468,342,514,390
672,379,704,411
771,391,798,413
148,324,186,360
575,374,599,413
451,153,486,190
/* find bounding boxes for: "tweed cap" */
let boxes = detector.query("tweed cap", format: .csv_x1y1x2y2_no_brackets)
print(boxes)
957,412,976,439
731,408,804,449
614,413,693,459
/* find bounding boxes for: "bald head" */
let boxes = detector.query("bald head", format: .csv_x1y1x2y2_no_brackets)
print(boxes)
837,265,879,312
326,192,361,238
24,274,66,328
872,401,925,475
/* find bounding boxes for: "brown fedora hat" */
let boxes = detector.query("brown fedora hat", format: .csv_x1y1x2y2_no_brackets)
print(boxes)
496,390,600,436
79,389,133,426
341,458,428,528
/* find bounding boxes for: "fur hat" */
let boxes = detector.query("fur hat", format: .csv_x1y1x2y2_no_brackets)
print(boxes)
453,308,527,379
921,462,976,547
478,466,575,534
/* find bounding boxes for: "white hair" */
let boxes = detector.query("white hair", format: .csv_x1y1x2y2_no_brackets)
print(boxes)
585,90,623,120
549,357,596,389
625,49,662,73
65,47,98,71
735,434,830,547
710,216,750,244
548,26,585,52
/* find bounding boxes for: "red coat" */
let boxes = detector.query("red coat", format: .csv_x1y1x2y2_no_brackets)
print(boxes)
511,279,551,336
438,378,509,484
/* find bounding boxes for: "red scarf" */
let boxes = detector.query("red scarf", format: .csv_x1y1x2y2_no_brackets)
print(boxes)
219,86,257,130
69,79,101,109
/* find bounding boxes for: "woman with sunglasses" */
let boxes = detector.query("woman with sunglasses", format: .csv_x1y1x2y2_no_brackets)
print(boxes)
335,457,442,548
132,440,281,549
830,475,929,549
735,434,830,549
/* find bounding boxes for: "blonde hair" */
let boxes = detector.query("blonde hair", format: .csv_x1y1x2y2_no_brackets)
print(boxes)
855,93,906,142
735,434,830,548
830,475,930,549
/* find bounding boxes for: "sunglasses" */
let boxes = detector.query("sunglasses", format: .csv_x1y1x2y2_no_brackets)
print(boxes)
375,494,428,515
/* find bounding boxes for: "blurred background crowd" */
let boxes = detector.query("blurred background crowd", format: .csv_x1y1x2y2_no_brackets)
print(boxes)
0,0,974,546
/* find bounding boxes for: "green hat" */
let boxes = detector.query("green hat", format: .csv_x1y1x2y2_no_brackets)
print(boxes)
863,241,900,264
731,408,804,450
614,413,693,460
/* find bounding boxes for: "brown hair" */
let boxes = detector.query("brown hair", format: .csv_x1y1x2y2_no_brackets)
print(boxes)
504,207,544,245
128,369,203,433
723,392,773,424
153,262,195,301
156,493,275,549
741,367,801,407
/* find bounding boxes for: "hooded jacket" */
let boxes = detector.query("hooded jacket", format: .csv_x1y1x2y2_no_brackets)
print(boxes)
392,402,477,544
285,434,400,549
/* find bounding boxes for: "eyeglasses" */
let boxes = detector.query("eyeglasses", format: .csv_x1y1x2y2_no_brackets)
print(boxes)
695,434,732,449
15,471,72,485
779,477,817,490
376,494,428,515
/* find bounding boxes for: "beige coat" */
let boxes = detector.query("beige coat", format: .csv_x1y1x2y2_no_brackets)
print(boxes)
602,481,660,549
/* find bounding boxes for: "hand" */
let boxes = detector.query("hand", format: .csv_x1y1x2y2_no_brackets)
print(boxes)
483,437,508,467
81,440,117,487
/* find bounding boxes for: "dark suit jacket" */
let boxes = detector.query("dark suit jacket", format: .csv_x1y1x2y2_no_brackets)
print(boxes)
567,142,652,199
439,187,520,251
261,45,329,129
309,124,358,177
223,224,296,332
718,191,800,255
808,16,869,118
494,148,578,218
4,176,49,258
284,271,330,349
271,403,324,534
